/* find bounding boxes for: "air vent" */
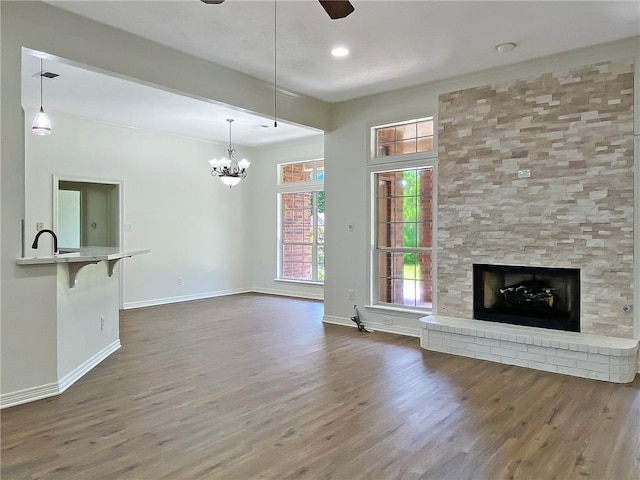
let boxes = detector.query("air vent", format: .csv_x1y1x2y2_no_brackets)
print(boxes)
33,71,59,79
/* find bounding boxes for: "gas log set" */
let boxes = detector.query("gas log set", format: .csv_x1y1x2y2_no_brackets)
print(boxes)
473,264,580,332
499,279,556,311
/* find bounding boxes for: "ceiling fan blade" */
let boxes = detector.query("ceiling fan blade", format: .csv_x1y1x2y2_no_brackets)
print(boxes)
318,1,355,19
201,0,225,4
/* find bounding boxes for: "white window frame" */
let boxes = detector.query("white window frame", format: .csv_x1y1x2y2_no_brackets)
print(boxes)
367,156,437,313
370,116,436,163
277,159,325,284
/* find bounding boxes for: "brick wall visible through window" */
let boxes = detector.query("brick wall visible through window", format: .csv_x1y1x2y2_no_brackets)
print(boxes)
281,160,324,184
278,160,324,282
374,118,433,158
375,167,433,308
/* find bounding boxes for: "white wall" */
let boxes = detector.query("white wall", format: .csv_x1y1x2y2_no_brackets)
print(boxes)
249,137,325,299
2,0,330,399
56,262,120,381
323,38,640,337
25,111,253,308
1,8,60,396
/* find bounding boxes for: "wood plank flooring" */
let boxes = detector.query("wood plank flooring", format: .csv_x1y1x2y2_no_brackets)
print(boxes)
2,293,639,479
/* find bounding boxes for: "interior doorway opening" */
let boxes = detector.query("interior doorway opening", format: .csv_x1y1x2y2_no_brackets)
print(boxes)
54,178,121,250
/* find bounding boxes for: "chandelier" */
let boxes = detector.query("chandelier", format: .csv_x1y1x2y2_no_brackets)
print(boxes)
209,119,250,187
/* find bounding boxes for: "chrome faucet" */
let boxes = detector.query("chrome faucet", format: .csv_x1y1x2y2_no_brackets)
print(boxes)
32,229,58,255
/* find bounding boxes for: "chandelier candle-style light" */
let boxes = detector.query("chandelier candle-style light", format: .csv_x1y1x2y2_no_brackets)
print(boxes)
209,119,250,187
32,58,52,135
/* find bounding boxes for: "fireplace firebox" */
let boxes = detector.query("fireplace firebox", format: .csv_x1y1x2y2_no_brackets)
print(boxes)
473,264,580,332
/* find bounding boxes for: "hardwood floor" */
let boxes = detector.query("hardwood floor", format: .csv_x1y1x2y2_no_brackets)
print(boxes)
2,293,639,480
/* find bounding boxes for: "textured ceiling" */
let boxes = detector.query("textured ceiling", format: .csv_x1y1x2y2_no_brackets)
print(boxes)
23,1,640,145
45,0,640,103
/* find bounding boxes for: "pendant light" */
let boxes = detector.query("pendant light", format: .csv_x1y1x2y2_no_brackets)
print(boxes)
32,58,51,136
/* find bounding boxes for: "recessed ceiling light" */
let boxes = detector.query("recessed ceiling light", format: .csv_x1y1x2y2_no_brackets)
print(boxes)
495,42,517,53
331,46,349,57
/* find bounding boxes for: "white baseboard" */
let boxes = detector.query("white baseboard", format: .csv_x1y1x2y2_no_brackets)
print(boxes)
58,339,121,393
123,288,251,309
322,315,358,328
322,315,421,337
252,287,324,301
1,339,121,409
0,382,59,409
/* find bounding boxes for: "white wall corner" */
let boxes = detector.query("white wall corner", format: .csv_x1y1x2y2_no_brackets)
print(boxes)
0,339,121,409
58,339,121,393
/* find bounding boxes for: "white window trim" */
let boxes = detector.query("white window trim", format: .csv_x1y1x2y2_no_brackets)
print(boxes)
277,158,324,186
369,116,437,164
277,159,325,283
367,157,438,313
274,278,324,287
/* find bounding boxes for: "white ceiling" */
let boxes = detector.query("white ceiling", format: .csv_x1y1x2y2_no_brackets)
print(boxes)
22,52,321,146
23,0,640,145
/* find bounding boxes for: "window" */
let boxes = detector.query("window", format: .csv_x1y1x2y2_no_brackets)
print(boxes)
278,160,324,282
373,167,433,308
280,160,324,183
374,117,433,158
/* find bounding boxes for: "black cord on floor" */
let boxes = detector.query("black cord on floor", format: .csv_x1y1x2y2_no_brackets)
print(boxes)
350,305,372,333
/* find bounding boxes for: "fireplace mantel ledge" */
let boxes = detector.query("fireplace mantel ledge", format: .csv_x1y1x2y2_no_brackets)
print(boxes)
419,315,639,383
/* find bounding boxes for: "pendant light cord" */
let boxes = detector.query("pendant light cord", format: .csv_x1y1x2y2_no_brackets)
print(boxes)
39,58,44,109
273,0,278,128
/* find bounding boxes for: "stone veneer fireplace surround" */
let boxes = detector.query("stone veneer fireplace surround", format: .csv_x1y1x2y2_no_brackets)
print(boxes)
419,59,639,383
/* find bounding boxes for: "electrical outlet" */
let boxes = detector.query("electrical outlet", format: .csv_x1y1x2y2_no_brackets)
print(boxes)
100,316,105,330
177,277,183,286
517,169,531,179
124,223,132,232
348,222,354,233
36,222,45,231
348,289,355,300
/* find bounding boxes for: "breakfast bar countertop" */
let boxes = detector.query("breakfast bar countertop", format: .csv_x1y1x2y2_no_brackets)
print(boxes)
17,247,150,265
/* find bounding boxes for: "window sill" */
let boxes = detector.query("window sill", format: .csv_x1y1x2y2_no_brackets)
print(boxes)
274,278,324,287
364,304,432,317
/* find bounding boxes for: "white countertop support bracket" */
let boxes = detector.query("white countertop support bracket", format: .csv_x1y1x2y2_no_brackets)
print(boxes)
67,260,100,288
108,256,131,277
